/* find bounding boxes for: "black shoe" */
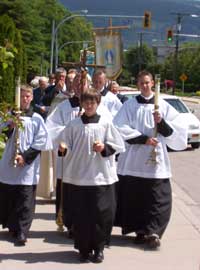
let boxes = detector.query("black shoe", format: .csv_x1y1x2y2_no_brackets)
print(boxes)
79,252,90,263
93,250,104,263
133,234,147,245
15,232,27,246
146,234,161,249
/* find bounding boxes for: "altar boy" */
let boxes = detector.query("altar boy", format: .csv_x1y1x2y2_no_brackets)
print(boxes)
0,84,52,246
58,88,125,263
113,70,188,249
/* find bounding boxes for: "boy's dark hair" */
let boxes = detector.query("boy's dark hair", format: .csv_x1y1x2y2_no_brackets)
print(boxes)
137,70,153,81
80,88,101,104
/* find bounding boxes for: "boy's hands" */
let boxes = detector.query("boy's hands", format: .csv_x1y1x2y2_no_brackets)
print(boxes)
59,142,67,153
15,154,25,167
146,137,158,147
93,140,105,153
153,111,162,124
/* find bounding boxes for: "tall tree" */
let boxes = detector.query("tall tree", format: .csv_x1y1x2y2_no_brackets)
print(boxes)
0,14,16,103
124,44,156,79
0,0,92,76
0,14,25,103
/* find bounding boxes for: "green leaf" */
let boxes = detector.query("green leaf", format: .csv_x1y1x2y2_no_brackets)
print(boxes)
2,62,8,69
5,51,14,58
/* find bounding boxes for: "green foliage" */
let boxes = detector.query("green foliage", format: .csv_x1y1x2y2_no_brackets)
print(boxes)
0,44,15,71
162,42,200,92
196,91,200,96
0,138,5,159
123,44,156,81
0,101,24,143
0,14,25,103
0,0,92,76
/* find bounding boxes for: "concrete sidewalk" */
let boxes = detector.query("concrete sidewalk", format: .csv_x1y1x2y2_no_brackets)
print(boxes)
0,180,200,270
182,96,200,104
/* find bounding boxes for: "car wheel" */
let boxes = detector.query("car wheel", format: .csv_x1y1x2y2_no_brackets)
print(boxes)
191,143,200,149
167,146,175,152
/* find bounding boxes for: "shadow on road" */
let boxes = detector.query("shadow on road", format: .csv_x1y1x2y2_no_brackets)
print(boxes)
34,212,55,221
0,250,79,264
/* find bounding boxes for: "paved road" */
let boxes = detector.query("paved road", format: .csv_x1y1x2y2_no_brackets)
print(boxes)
169,147,200,221
168,97,200,221
184,100,200,120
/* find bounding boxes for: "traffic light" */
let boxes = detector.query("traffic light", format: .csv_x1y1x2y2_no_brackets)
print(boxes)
167,29,173,43
143,11,151,28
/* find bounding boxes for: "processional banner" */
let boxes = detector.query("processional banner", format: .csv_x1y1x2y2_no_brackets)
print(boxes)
94,32,122,80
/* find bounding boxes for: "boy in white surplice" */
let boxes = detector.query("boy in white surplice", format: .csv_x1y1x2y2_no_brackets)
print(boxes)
58,88,125,263
0,85,52,246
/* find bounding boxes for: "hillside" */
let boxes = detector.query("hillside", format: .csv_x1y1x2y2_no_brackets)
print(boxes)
59,0,200,47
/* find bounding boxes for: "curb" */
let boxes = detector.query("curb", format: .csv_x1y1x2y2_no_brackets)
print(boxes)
181,97,200,104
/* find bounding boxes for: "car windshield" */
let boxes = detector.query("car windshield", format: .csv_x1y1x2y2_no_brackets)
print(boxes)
124,93,134,99
164,98,189,113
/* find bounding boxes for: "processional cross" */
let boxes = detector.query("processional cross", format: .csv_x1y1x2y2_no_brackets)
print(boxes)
62,49,105,90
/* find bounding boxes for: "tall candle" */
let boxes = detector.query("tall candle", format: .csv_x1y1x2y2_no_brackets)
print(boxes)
154,74,161,108
15,77,21,109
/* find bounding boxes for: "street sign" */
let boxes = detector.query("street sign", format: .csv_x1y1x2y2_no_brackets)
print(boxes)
179,73,188,82
179,73,187,93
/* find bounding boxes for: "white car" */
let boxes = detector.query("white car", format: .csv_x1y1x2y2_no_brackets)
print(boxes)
162,94,200,149
119,90,200,149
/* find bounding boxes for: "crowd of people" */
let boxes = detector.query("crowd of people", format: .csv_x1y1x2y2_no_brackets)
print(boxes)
0,68,188,264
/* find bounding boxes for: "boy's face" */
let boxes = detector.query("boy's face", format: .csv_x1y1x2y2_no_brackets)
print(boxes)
21,90,33,110
137,75,154,97
82,99,99,117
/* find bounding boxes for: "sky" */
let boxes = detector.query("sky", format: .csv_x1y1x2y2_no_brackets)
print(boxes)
59,0,200,47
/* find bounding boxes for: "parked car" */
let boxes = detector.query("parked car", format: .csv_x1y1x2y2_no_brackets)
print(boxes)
162,94,200,149
119,91,200,149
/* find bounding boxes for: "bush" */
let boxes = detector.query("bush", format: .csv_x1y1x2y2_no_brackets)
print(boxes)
0,140,5,159
196,91,200,96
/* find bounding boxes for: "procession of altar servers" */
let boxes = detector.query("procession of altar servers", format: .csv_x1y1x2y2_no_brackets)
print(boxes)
0,69,187,263
37,70,187,255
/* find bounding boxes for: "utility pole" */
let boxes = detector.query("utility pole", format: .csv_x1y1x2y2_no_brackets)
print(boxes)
171,12,190,95
50,20,55,74
138,32,143,73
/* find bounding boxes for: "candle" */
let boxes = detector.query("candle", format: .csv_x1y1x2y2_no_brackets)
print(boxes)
15,77,21,109
154,74,161,108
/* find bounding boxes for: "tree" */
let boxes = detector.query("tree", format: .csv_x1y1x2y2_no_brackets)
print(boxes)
162,42,200,92
0,14,25,103
0,15,16,103
0,44,15,71
124,44,156,79
0,0,92,76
